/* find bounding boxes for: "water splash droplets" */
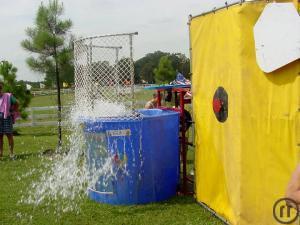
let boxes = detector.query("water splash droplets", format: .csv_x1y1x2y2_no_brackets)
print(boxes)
20,103,128,216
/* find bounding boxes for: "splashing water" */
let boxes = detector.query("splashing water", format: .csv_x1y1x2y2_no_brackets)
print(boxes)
19,102,132,215
74,99,131,119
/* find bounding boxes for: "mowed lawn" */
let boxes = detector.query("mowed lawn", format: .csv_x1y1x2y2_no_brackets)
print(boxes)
0,92,223,225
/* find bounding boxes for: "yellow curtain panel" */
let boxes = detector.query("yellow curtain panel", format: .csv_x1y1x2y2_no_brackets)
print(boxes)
190,1,300,225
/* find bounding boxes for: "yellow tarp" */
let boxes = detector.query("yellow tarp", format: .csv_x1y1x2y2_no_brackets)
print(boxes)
191,1,300,225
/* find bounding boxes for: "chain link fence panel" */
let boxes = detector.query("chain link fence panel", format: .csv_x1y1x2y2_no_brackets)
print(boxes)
74,32,139,120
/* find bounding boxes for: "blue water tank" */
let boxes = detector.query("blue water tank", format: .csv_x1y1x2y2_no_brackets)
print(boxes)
84,109,180,205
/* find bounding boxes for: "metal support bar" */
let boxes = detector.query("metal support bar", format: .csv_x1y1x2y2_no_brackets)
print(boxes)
197,202,230,225
86,45,122,49
190,0,251,19
74,32,138,43
157,90,162,106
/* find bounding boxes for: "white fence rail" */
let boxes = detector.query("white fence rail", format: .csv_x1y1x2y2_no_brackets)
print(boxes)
14,106,71,128
31,85,150,96
31,89,74,96
14,85,151,127
14,100,147,128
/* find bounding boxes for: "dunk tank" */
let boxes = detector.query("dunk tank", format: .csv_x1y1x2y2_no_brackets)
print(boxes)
190,1,299,225
74,33,180,204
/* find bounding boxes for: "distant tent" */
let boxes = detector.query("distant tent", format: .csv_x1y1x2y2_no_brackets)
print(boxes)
170,72,191,85
26,84,32,90
39,83,45,89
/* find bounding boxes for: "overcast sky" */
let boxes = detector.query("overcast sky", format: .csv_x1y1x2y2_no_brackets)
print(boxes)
0,0,236,81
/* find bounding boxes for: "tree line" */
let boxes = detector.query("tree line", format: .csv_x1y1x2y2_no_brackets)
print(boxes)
135,51,190,84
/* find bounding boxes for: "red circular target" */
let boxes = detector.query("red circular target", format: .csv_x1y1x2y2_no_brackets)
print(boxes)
212,87,228,122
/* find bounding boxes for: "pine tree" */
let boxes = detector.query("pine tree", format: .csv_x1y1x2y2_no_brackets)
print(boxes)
21,0,73,146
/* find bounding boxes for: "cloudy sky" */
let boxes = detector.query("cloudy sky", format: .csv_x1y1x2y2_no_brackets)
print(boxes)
0,0,237,81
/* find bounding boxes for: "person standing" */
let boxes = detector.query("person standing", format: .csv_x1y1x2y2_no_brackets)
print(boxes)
0,76,19,159
145,93,159,109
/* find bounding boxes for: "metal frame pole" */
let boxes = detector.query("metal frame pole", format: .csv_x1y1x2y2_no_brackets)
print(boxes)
157,90,162,106
187,14,196,195
115,47,120,96
129,34,135,111
88,39,94,109
179,91,187,194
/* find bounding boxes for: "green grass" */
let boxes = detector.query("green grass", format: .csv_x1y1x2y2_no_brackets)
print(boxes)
0,92,223,225
30,93,74,107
